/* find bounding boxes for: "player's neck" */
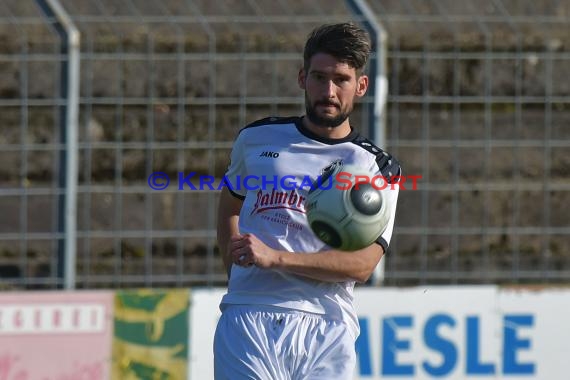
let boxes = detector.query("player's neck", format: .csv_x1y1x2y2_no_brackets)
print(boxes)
301,116,352,140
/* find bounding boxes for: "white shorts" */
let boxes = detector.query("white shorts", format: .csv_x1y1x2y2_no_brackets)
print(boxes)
213,305,356,380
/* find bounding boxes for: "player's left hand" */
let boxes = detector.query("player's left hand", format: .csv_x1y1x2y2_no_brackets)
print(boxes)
230,233,278,269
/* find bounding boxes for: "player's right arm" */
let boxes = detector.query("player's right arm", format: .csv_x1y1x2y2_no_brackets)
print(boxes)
217,187,244,278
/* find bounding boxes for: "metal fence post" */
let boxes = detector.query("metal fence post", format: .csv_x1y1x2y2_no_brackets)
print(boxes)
36,0,80,290
346,0,389,286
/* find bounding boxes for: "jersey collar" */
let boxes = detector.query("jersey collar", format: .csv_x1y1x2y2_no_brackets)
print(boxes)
295,117,359,145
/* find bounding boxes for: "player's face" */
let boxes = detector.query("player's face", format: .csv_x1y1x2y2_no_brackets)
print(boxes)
298,52,368,128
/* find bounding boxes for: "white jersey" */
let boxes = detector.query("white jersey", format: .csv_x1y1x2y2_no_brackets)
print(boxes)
220,116,401,337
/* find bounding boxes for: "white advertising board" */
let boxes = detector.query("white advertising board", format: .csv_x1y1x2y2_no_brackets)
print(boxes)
188,286,570,380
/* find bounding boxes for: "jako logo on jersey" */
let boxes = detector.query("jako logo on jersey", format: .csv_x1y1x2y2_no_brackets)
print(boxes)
259,151,279,158
251,189,305,215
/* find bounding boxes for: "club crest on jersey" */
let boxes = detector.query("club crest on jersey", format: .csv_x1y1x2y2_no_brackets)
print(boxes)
259,151,280,158
251,188,306,215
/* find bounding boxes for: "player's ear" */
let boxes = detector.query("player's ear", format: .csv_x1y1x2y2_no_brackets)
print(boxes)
298,67,306,90
356,74,368,97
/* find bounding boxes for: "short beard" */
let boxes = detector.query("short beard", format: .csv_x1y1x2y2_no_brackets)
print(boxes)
305,94,350,128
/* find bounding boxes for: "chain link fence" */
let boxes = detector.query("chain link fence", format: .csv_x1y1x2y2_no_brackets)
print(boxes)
0,0,568,289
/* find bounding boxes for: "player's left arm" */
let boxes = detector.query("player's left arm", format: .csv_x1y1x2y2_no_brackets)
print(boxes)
232,176,400,283
231,234,383,283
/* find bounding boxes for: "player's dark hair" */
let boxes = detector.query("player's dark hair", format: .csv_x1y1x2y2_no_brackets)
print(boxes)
303,23,371,75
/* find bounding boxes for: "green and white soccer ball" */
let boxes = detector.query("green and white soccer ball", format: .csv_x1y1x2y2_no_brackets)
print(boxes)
306,160,391,251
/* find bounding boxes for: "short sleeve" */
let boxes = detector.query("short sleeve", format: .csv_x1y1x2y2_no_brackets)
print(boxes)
376,184,400,253
223,132,247,199
370,155,401,253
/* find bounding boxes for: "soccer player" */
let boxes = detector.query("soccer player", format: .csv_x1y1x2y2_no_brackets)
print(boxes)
214,23,401,379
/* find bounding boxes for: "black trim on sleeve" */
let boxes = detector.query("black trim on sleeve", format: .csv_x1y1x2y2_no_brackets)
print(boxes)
375,237,389,254
351,134,402,184
227,187,246,201
239,116,301,133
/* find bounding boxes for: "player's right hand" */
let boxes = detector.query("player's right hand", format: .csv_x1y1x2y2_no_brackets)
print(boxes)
230,233,280,269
